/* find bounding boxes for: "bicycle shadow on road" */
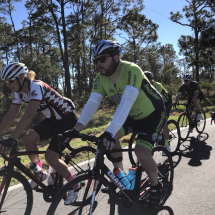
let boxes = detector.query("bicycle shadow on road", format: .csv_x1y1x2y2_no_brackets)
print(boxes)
176,132,212,167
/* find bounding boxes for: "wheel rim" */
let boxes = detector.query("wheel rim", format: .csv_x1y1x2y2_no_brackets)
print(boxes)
178,113,190,141
167,120,180,153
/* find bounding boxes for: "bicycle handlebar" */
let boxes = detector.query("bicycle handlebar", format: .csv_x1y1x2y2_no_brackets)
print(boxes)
57,133,122,163
77,133,122,163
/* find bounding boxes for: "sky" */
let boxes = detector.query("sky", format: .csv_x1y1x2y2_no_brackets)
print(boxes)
2,0,193,57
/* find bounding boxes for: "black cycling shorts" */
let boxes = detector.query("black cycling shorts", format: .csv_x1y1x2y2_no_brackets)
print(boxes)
188,94,205,103
120,107,166,151
34,111,78,153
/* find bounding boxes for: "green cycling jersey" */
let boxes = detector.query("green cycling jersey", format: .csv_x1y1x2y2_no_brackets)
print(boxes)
92,61,163,120
152,81,170,104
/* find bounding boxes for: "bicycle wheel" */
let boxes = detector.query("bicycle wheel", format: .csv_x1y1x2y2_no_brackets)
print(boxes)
0,170,33,215
64,146,97,176
196,109,206,134
178,112,190,141
128,131,138,166
47,173,115,215
139,146,173,210
167,119,180,154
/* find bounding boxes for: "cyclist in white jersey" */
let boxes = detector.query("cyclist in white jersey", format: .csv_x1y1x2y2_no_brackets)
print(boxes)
0,62,80,204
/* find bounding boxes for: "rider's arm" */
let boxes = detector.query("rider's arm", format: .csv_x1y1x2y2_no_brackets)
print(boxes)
74,92,103,131
106,85,139,136
192,90,199,101
9,101,41,139
0,104,21,136
175,92,182,102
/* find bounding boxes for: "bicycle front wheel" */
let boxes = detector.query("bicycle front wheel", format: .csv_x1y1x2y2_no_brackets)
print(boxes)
196,109,206,134
167,119,180,154
178,112,190,141
0,170,33,215
47,173,115,215
64,146,96,176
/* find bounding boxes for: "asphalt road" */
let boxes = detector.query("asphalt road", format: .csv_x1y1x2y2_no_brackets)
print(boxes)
5,118,215,215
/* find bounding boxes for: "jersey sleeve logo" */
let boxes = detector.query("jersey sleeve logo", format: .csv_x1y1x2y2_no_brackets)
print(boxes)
30,90,38,98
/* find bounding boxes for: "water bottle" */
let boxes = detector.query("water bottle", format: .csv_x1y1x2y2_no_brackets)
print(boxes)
127,167,137,190
113,167,131,189
47,166,57,185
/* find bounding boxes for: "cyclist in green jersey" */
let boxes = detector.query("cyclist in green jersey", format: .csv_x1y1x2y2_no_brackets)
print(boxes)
62,40,166,209
144,71,172,153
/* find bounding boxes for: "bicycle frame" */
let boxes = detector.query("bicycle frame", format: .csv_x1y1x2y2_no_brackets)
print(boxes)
86,146,151,215
0,150,61,210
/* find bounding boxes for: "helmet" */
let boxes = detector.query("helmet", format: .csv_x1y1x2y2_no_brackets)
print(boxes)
1,62,28,81
93,40,122,56
182,73,192,80
144,71,153,80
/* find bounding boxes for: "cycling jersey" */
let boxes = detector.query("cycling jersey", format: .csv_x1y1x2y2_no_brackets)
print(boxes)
179,81,204,99
152,81,171,104
12,80,75,120
92,61,163,120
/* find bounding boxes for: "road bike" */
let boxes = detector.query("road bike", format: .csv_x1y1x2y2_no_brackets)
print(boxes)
47,133,174,215
176,102,206,141
0,138,96,215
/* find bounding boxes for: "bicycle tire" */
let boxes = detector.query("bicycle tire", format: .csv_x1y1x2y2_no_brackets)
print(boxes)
167,119,181,154
65,146,97,176
139,146,173,210
47,173,115,215
196,109,206,134
0,170,33,215
128,131,138,166
178,112,190,141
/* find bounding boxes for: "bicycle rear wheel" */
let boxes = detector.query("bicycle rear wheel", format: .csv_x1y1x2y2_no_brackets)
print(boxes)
196,109,206,134
167,119,180,154
0,170,33,215
178,112,190,141
47,173,115,215
139,146,173,210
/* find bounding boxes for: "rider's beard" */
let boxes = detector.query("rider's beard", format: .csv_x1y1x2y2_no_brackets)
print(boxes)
97,60,116,77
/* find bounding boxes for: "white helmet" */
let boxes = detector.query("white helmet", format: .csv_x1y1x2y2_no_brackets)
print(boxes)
1,62,29,80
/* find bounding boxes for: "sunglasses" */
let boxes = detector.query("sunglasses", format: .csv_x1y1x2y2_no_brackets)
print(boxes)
93,55,111,64
184,80,190,82
6,78,16,84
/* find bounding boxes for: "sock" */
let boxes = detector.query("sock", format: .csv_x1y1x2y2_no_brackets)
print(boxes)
66,173,78,189
165,139,169,147
66,173,74,181
36,160,43,169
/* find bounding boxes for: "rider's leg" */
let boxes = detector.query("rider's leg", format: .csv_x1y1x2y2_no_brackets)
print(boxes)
193,98,202,120
45,149,71,178
135,145,158,186
22,130,40,163
111,130,124,171
193,98,201,110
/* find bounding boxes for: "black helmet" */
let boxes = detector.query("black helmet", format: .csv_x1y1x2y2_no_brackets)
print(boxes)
144,71,153,80
183,73,192,80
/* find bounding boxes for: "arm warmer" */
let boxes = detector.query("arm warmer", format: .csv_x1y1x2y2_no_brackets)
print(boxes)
77,92,103,126
106,85,139,136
